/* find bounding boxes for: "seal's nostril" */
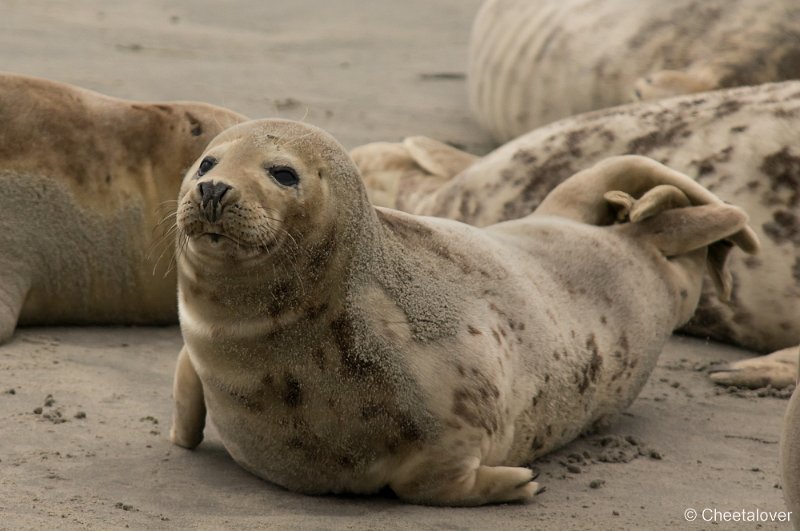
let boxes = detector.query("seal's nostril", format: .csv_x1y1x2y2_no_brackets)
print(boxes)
198,181,233,208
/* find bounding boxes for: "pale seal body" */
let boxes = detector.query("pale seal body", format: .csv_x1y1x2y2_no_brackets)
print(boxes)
0,73,245,343
470,0,800,141
355,81,800,356
170,118,755,505
783,355,800,528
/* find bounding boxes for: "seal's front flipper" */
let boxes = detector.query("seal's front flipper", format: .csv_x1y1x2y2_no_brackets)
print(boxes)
0,270,29,344
170,346,206,449
392,461,539,506
709,345,799,389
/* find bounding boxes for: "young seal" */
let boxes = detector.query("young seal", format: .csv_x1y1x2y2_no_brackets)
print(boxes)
782,349,800,528
469,0,800,141
170,118,757,505
353,81,800,385
0,73,245,344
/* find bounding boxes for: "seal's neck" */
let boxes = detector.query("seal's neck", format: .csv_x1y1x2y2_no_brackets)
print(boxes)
177,198,385,330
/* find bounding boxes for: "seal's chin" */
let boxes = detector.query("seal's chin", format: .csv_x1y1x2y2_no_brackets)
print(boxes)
186,231,272,261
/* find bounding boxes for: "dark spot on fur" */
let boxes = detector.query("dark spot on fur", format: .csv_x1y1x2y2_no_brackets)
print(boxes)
185,112,203,136
337,454,355,468
586,335,603,384
600,315,607,325
287,437,304,449
730,125,747,134
531,436,545,453
760,148,800,207
793,257,800,284
501,144,578,220
306,226,337,278
331,314,375,377
491,329,501,344
762,210,800,245
467,325,482,335
627,120,690,155
283,374,302,407
712,99,742,119
777,48,800,80
451,374,500,435
680,289,688,300
311,347,326,370
361,403,383,420
394,412,424,442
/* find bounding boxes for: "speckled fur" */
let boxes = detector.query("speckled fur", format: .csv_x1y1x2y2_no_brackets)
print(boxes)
355,81,800,354
0,73,246,343
170,119,756,505
470,0,800,141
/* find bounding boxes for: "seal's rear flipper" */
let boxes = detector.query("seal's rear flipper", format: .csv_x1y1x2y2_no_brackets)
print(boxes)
536,155,760,299
350,137,477,209
614,200,752,301
708,345,799,389
402,137,478,179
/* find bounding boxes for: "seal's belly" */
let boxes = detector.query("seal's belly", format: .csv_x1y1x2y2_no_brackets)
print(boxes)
202,382,415,494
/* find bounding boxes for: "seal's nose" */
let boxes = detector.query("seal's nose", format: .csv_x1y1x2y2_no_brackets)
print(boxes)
198,181,232,222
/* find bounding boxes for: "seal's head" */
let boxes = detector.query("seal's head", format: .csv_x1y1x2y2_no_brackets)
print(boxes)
176,119,369,266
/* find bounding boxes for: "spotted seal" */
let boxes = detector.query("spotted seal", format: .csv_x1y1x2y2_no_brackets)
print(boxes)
354,81,800,387
169,118,756,505
0,73,246,344
469,0,800,141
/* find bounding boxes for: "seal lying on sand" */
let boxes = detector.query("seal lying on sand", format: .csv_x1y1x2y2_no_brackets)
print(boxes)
782,349,800,528
170,118,756,505
469,0,800,141
0,73,245,344
352,81,800,385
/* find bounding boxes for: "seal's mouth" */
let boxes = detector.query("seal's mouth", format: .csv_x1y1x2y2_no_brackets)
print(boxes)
195,231,269,251
204,232,234,244
183,229,276,262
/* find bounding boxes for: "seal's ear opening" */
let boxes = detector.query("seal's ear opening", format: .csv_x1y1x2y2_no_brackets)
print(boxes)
402,136,478,179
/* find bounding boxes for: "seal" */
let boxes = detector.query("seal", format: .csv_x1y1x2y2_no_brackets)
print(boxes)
354,81,800,385
169,118,757,505
0,73,246,344
782,349,800,528
469,0,800,141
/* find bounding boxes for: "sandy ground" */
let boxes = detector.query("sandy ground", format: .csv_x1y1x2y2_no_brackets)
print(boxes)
0,1,794,529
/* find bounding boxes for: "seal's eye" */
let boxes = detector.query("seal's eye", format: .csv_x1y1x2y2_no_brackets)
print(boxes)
269,166,299,187
197,157,217,177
